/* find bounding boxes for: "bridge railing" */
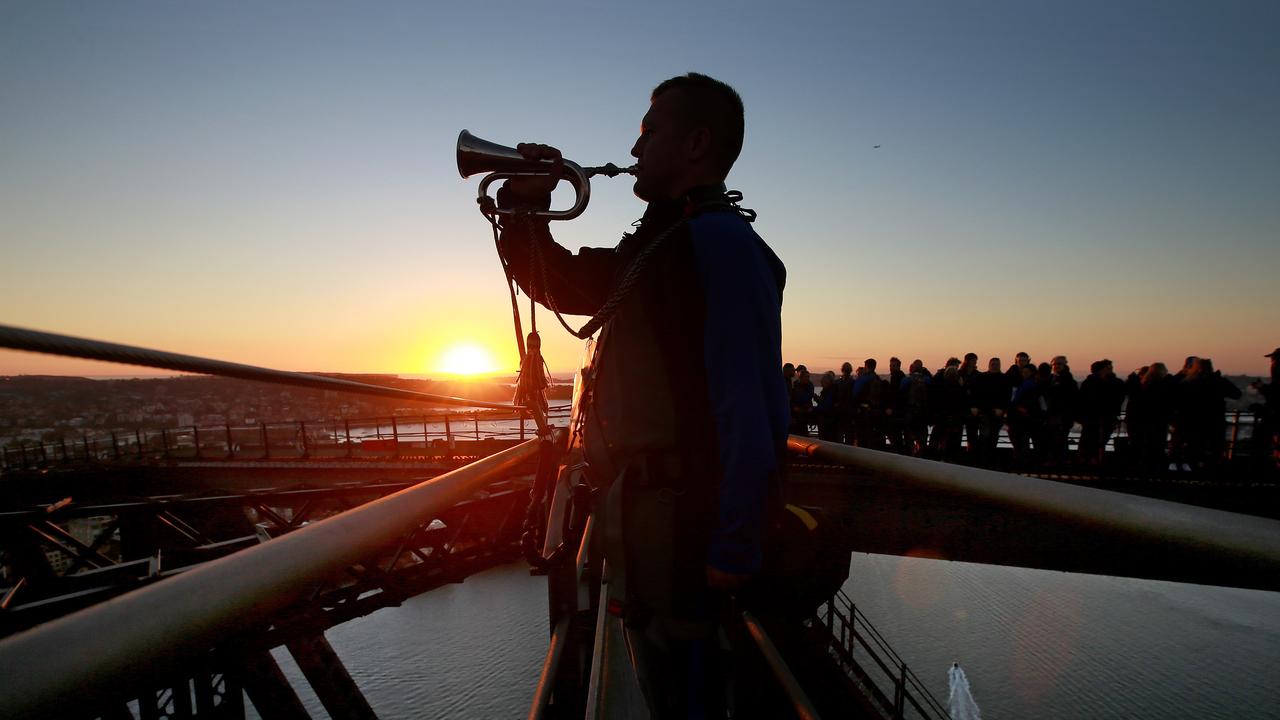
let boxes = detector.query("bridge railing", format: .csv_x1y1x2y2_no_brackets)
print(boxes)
2,408,1262,473
791,409,1267,471
0,407,571,470
0,431,559,719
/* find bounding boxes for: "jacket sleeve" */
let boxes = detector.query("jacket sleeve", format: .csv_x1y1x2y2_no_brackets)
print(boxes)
495,184,621,316
690,214,788,575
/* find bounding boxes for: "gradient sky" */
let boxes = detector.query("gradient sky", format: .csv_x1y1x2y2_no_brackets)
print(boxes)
2,1,1277,379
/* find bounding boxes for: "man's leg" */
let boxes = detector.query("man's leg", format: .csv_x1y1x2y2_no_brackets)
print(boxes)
623,611,723,718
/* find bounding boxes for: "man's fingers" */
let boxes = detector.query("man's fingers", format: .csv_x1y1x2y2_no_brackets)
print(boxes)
515,143,563,161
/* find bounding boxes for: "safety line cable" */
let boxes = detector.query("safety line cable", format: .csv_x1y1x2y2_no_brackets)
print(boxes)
0,324,523,411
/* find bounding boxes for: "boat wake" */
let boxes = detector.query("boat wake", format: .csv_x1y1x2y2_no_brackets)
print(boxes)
948,662,983,720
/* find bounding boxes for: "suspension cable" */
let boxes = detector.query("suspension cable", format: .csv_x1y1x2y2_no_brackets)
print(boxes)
0,324,523,411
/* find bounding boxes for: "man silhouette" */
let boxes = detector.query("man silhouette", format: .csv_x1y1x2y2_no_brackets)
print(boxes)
496,73,787,717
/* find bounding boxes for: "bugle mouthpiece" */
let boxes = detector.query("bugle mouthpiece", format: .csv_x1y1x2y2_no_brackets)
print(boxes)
584,163,637,178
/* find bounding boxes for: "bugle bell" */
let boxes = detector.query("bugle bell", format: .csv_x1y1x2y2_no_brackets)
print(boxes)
457,130,635,221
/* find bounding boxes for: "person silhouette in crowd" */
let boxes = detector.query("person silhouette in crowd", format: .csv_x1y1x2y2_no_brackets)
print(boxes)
783,362,796,393
902,360,932,456
1033,362,1054,465
1044,356,1078,467
934,365,967,462
852,358,884,448
1249,348,1279,473
883,357,906,452
816,370,839,441
929,357,962,456
1177,358,1241,470
790,365,815,436
974,357,1011,467
1007,361,1042,468
1125,362,1174,474
834,361,856,444
959,352,982,456
1078,359,1127,466
1167,356,1199,470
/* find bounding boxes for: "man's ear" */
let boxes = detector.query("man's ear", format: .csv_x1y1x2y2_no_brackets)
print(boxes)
685,127,712,163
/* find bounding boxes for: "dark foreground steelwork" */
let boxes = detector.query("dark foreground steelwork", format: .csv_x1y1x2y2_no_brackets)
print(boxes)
789,435,1280,592
0,434,555,719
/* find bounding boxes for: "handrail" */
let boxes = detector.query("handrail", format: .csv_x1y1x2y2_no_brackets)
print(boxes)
530,517,596,720
0,323,521,410
528,616,571,720
741,610,822,720
0,432,559,719
788,435,1280,592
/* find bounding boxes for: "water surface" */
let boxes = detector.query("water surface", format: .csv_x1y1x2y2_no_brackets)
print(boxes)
262,555,1280,718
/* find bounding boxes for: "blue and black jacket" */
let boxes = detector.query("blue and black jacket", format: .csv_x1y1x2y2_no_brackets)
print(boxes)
497,184,788,580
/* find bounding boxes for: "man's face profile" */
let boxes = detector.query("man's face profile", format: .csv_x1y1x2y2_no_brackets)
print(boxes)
631,89,690,202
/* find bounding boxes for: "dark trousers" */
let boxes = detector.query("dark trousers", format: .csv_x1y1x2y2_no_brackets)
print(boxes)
855,409,883,449
883,411,905,453
963,414,982,456
1007,415,1037,467
1045,414,1073,467
974,413,1004,466
1251,415,1278,473
904,416,929,456
1079,417,1118,465
603,455,725,718
1131,420,1170,474
624,611,724,719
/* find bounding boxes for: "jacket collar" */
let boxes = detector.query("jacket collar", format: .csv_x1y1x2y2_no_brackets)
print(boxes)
641,183,729,225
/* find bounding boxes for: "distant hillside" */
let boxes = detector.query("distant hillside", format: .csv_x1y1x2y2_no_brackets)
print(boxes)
0,374,571,439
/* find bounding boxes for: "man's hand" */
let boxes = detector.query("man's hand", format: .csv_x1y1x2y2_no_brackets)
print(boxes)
505,143,564,202
707,565,751,590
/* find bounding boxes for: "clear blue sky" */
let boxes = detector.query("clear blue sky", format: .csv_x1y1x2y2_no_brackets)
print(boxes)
2,1,1277,377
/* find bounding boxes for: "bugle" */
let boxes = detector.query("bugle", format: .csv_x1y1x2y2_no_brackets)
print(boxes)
457,130,635,221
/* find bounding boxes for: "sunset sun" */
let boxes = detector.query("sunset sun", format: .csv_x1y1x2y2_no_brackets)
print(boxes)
437,343,500,376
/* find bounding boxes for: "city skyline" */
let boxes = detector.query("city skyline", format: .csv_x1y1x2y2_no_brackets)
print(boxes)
3,2,1277,378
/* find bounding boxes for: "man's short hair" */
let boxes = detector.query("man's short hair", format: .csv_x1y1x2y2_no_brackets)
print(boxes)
652,72,745,178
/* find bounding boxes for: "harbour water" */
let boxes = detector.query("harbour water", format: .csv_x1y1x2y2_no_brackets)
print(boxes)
263,553,1280,719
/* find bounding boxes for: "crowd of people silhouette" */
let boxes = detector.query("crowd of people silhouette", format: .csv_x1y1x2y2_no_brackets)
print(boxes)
784,349,1279,475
